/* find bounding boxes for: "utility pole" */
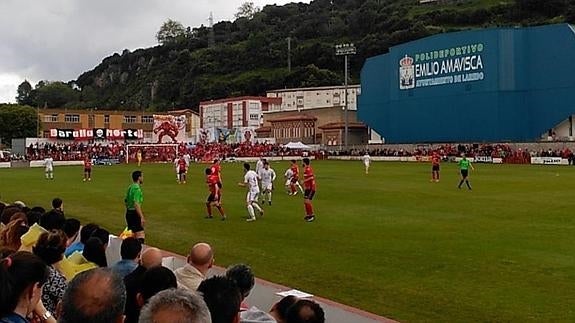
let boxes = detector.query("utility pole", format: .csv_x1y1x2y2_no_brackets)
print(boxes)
287,37,292,73
335,43,356,150
208,12,215,48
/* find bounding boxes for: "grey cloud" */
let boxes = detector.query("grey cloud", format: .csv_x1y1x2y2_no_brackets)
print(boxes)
0,0,305,102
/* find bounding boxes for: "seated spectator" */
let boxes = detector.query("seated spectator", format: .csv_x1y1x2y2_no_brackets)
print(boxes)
39,209,66,231
198,276,242,323
26,207,44,226
51,198,64,214
124,247,163,323
65,223,98,257
269,296,298,323
111,237,142,278
131,266,178,320
285,299,325,323
59,268,126,323
1,205,23,226
175,242,214,291
91,227,110,248
32,230,68,314
62,218,80,247
0,251,56,323
226,264,255,311
82,237,107,267
0,218,29,251
139,288,211,323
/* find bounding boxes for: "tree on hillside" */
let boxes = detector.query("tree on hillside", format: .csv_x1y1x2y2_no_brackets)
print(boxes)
32,81,79,108
16,80,33,106
156,19,190,45
0,104,38,143
235,2,260,20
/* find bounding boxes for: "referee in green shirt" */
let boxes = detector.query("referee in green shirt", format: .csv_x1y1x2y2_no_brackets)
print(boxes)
125,170,145,243
458,154,475,190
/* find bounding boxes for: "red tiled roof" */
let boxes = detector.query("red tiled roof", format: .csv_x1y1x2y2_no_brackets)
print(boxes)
318,122,367,130
269,115,317,122
255,126,271,132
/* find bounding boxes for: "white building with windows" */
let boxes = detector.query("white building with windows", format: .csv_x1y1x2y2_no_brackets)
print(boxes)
266,85,361,112
199,96,282,129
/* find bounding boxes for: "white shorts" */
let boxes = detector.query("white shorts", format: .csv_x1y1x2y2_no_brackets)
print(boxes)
246,190,259,203
261,183,273,191
285,179,291,186
45,167,53,172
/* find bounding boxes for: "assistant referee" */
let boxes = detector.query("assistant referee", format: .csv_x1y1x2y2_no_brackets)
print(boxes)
125,170,145,243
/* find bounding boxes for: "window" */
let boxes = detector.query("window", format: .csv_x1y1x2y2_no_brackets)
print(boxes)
249,113,259,121
104,115,110,123
124,115,137,123
43,114,58,122
64,114,80,123
141,115,154,123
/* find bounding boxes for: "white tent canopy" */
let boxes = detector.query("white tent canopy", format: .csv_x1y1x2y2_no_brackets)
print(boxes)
283,141,311,150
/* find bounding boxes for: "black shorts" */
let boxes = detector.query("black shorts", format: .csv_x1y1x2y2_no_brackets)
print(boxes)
217,182,222,189
125,209,144,232
84,168,91,174
460,169,469,178
290,178,298,184
304,189,315,200
432,165,440,171
179,169,187,175
207,192,221,203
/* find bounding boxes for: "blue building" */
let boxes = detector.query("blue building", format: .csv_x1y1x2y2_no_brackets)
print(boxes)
358,24,575,143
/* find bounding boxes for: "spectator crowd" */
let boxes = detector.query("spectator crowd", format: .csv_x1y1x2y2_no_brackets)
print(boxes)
0,198,326,323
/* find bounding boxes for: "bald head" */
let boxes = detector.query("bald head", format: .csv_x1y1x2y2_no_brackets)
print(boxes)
141,247,163,268
189,243,213,268
60,268,126,323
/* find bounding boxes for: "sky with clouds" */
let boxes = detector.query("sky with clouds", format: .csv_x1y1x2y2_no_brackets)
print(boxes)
0,0,310,103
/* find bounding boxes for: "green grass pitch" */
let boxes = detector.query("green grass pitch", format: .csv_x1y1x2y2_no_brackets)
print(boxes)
1,161,574,322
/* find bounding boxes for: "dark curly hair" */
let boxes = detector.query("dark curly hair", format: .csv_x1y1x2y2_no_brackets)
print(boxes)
33,230,67,265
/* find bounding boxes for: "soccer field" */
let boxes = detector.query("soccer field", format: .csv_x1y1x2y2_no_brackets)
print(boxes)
1,161,574,322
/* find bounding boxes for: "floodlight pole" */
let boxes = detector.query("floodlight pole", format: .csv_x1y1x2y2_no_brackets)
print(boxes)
335,43,356,150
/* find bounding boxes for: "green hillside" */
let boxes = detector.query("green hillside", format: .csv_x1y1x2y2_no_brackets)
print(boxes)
17,0,575,110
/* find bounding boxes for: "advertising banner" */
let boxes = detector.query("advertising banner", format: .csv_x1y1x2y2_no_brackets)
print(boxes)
531,157,567,165
49,129,143,140
474,156,493,163
152,115,187,143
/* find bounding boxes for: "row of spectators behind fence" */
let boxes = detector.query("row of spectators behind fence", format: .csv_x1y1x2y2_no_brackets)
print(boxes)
8,141,575,164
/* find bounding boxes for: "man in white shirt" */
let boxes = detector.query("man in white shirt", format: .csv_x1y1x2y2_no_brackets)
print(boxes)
173,155,180,182
238,163,264,222
258,161,276,206
362,153,371,174
284,168,293,194
255,157,265,174
44,155,54,180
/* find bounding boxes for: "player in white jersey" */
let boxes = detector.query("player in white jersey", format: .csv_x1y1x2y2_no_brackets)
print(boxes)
173,156,180,181
44,156,54,180
238,163,264,222
183,153,191,167
284,168,294,194
362,153,371,174
255,157,265,174
258,161,276,206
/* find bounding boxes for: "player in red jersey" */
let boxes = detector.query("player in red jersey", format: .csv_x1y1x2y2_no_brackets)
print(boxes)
205,168,225,220
289,160,304,195
431,152,441,182
83,157,92,182
177,156,188,184
302,158,316,222
210,158,223,188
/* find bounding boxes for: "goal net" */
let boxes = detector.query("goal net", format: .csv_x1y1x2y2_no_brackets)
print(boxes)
125,143,180,164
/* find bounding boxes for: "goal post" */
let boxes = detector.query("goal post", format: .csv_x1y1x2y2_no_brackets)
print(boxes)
125,143,180,164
